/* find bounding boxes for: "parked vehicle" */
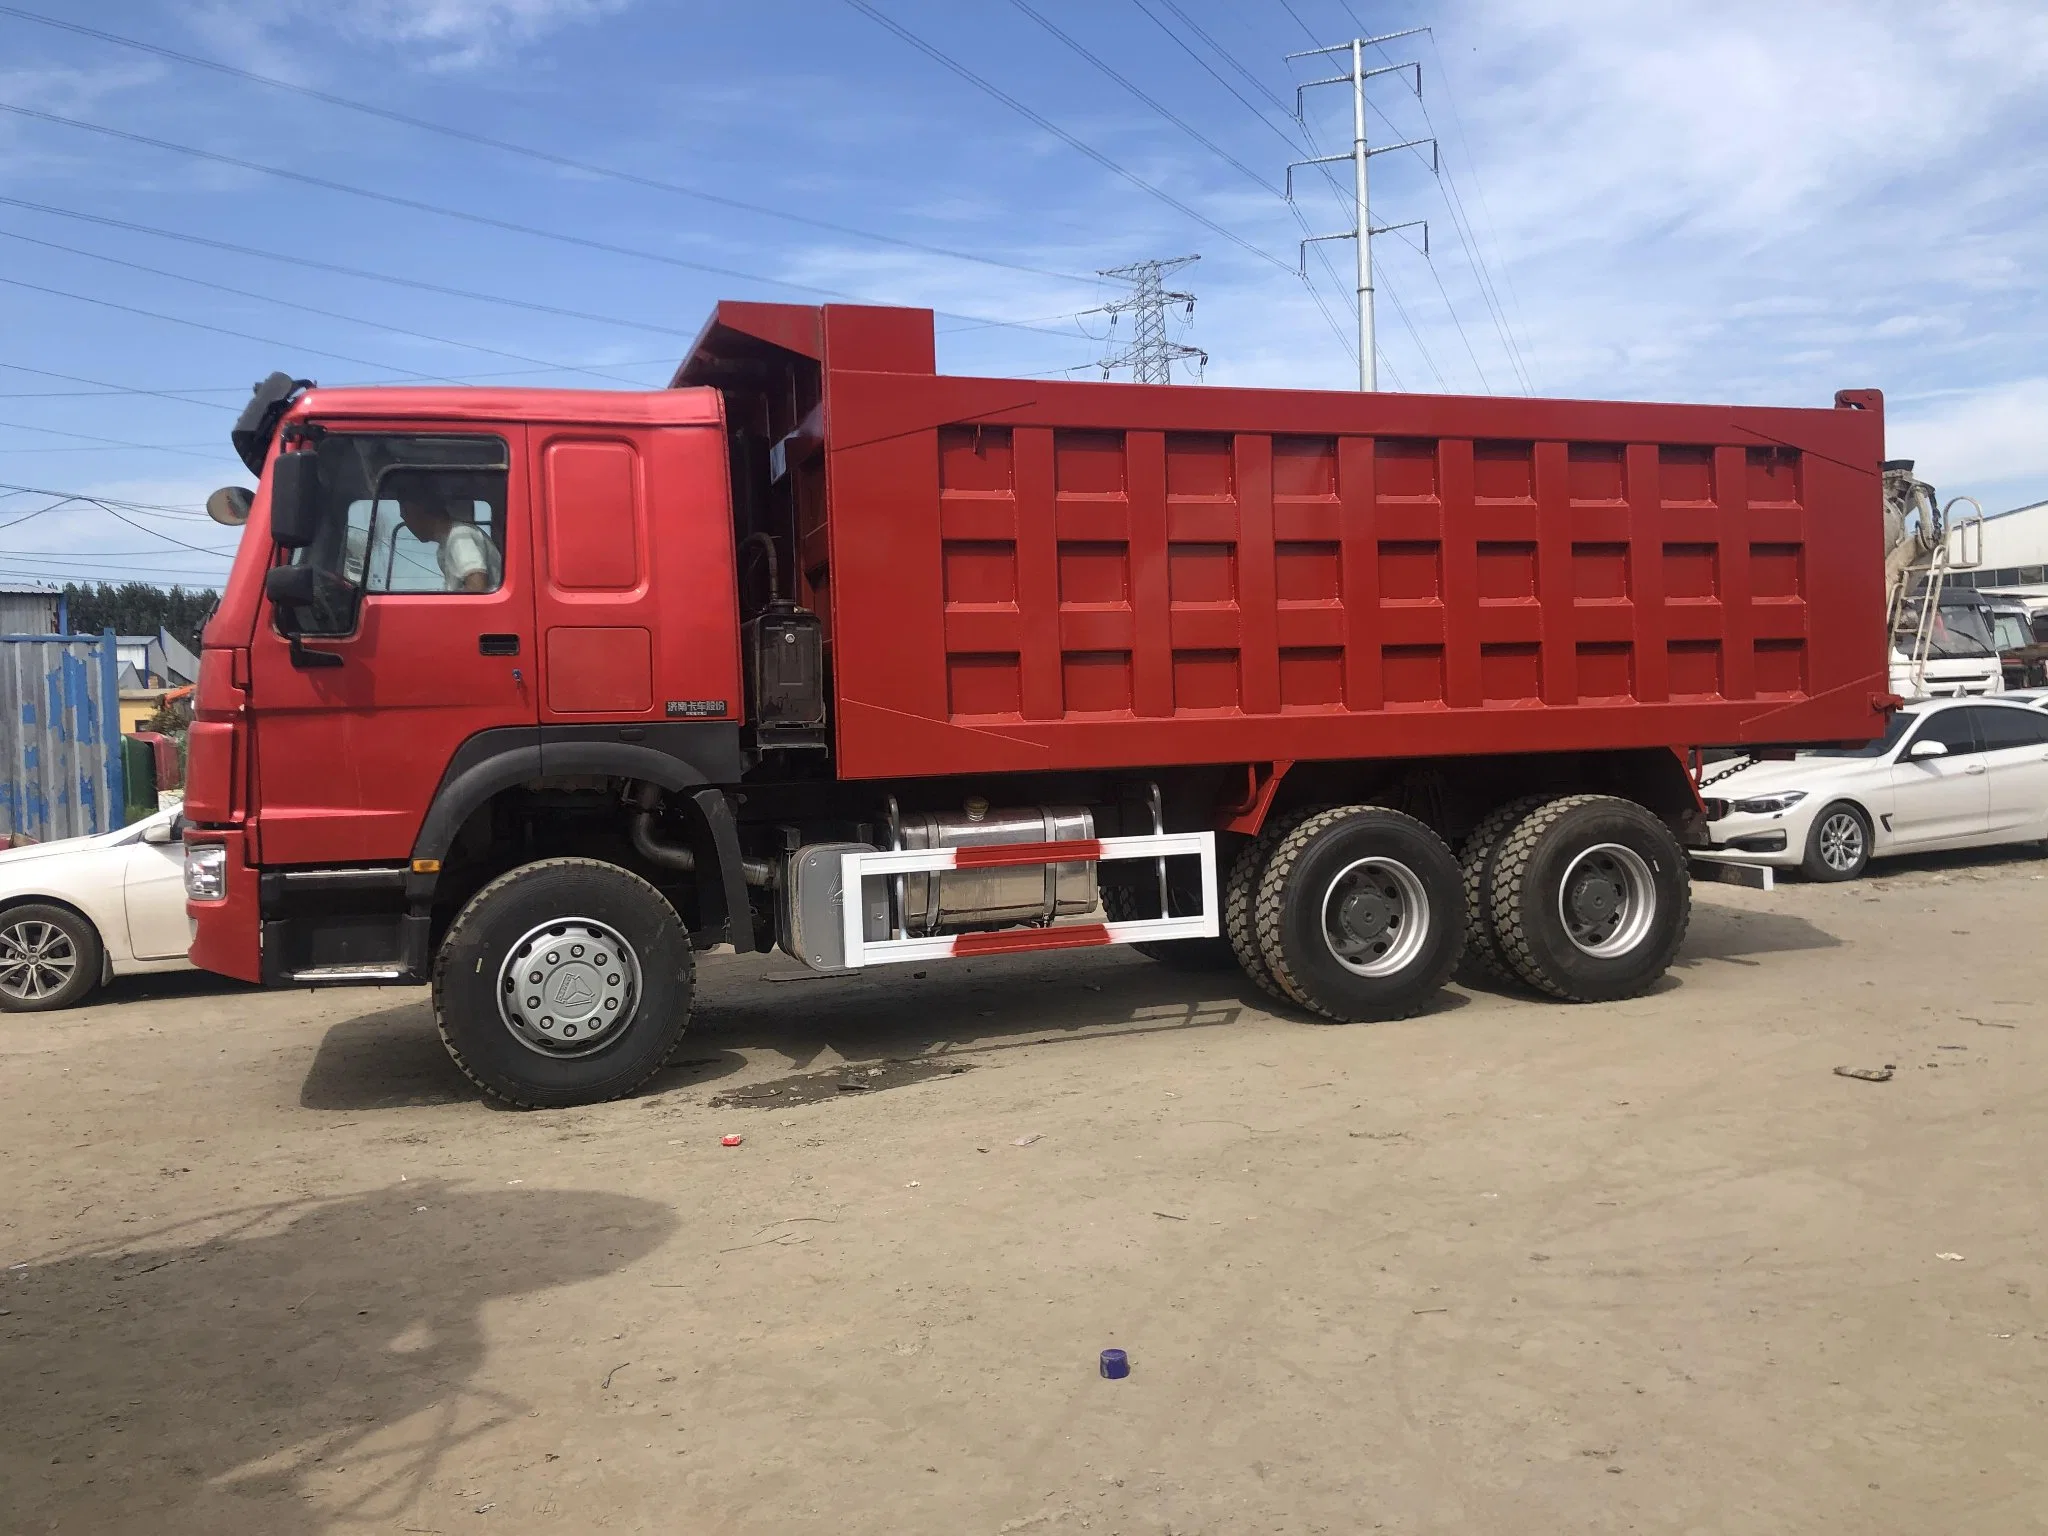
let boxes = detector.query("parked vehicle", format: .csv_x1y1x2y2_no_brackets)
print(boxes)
182,301,1892,1107
1702,699,2048,880
0,804,191,1011
1986,598,2048,690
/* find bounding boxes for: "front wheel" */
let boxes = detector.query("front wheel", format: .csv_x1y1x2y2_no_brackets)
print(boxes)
0,903,102,1012
1488,796,1690,1002
433,858,693,1108
1801,802,1871,881
1253,806,1465,1021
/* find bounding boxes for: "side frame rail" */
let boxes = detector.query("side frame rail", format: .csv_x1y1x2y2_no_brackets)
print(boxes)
839,832,1218,968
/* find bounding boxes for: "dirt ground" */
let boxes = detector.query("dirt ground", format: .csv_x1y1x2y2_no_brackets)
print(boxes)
2,851,2045,1535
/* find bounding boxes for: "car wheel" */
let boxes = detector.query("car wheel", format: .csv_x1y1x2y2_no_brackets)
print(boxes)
1488,796,1690,1003
0,903,103,1012
1253,806,1465,1022
1801,802,1871,881
432,858,692,1109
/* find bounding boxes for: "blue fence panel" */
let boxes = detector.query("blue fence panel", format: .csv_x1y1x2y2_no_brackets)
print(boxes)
0,630,124,842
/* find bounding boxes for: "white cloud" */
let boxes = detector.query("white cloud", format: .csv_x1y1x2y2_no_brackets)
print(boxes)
1889,378,2048,506
327,0,629,69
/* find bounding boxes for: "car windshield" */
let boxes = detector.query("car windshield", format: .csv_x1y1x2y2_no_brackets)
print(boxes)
1806,712,1915,758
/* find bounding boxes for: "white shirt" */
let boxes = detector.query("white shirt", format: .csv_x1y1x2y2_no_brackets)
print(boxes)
437,523,502,590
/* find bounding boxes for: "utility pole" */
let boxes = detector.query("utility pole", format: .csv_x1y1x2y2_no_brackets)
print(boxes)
1286,30,1435,390
1096,256,1206,383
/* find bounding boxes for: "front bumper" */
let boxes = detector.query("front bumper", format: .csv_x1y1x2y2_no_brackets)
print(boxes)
1702,808,1806,867
186,826,262,982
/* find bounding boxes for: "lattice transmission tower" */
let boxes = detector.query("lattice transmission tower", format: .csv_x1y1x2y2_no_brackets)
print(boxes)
1096,255,1206,383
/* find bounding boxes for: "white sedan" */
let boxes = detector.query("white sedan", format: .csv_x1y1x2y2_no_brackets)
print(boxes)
0,804,192,1011
1703,698,2048,880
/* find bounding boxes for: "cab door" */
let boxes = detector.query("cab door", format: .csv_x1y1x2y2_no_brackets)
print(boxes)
248,425,537,867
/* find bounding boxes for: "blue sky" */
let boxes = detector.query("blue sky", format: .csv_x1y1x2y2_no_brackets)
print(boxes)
2,0,2045,591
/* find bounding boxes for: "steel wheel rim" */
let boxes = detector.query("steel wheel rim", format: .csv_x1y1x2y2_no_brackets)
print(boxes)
497,917,641,1058
1818,811,1864,872
1558,843,1657,958
0,919,78,1001
1320,857,1430,977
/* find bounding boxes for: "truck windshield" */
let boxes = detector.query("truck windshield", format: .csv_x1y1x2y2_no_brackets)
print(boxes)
1897,602,1996,660
275,433,508,635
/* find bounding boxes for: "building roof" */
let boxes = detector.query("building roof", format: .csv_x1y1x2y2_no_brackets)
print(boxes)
0,582,59,596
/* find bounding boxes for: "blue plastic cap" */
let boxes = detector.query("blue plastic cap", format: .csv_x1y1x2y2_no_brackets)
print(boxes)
1099,1347,1129,1379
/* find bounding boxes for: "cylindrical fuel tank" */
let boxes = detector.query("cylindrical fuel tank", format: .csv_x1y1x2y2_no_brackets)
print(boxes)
894,804,1096,933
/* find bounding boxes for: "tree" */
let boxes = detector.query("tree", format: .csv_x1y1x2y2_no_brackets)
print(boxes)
62,582,220,651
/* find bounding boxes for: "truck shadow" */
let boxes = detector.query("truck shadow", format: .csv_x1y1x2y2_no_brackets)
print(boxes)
0,1181,675,1536
1673,900,1841,967
299,949,1469,1110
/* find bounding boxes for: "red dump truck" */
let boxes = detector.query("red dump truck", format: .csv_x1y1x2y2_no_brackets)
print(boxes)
184,301,1890,1106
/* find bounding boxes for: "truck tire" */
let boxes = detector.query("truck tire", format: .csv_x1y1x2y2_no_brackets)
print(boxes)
1224,807,1322,1002
0,902,103,1012
1253,806,1464,1022
1800,801,1871,882
432,858,693,1109
1103,883,1236,971
1488,795,1690,1003
1455,795,1547,987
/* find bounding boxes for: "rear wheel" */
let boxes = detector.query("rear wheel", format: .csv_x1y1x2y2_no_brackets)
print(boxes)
1253,806,1464,1022
1801,802,1870,881
433,858,693,1108
1104,880,1235,971
1489,796,1690,1002
1456,795,1546,987
0,903,101,1012
1224,808,1321,1001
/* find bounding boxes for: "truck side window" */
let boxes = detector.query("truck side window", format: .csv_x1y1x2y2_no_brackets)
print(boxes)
277,434,509,634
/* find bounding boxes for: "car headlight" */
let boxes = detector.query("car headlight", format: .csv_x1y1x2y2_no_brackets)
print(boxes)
185,841,228,901
1731,791,1808,814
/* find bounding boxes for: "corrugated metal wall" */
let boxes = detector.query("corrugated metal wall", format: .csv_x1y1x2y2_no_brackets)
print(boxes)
0,632,125,842
0,592,59,634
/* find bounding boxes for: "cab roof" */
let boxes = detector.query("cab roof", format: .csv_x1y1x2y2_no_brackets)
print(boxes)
285,385,723,430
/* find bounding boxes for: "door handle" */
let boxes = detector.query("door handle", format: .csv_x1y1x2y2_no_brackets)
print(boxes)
479,633,520,656
1964,763,1987,775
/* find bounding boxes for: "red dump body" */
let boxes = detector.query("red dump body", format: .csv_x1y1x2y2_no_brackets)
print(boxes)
682,303,1891,780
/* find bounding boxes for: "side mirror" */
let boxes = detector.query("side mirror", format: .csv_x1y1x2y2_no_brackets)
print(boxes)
206,485,254,527
264,564,322,608
1908,738,1949,760
269,450,322,549
142,817,177,845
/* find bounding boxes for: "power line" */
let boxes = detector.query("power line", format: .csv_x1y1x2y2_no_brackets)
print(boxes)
0,195,703,341
0,271,463,383
0,225,652,387
1009,1,1277,194
0,359,233,410
0,101,1092,344
0,481,203,515
841,0,1292,272
0,416,227,462
0,3,1095,287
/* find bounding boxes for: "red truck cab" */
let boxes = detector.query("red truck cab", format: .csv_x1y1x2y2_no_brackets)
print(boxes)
186,301,1889,1108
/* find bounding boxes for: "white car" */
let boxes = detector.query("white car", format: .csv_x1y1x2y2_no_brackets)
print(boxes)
1702,699,2048,880
0,804,193,1011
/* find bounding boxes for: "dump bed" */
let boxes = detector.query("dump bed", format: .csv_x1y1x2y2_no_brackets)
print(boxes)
680,304,1890,782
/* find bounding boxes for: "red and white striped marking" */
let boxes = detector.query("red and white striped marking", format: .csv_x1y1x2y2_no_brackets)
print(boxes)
838,831,1218,969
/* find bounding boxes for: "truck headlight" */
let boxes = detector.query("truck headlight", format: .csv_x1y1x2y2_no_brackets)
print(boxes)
185,841,228,901
1731,791,1807,814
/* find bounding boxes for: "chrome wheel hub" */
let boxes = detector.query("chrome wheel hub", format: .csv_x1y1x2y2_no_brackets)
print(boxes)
497,917,640,1057
1558,843,1656,957
1818,813,1864,872
1321,857,1429,977
0,919,78,1002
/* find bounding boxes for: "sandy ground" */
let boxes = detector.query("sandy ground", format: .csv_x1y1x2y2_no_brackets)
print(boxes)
2,851,2045,1535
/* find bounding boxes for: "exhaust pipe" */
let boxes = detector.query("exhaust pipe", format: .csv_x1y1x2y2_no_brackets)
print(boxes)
627,783,778,886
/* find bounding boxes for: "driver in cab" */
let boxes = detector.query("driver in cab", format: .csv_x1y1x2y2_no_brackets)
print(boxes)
396,490,502,593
